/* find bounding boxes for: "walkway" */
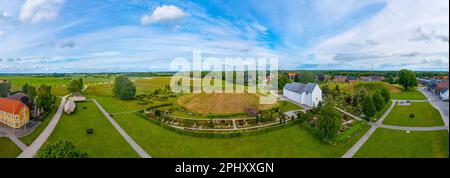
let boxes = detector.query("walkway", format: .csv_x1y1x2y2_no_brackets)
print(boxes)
92,99,151,158
18,96,68,158
8,135,28,151
341,100,397,158
341,91,449,158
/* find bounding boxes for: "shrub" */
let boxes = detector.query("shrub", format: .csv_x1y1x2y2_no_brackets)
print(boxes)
36,140,87,158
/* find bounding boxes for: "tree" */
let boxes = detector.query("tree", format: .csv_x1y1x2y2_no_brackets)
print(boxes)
316,103,342,142
0,81,11,97
27,86,37,103
277,73,290,90
78,78,84,91
372,91,385,111
113,75,136,100
334,84,340,93
398,69,418,90
67,79,83,93
380,87,391,103
36,140,87,158
35,85,53,115
297,71,315,83
362,96,376,119
22,83,29,94
322,85,331,95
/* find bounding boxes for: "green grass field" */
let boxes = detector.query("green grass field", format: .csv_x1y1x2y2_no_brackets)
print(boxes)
43,101,139,158
20,98,62,145
382,102,444,127
354,128,449,158
321,82,426,100
0,76,113,96
111,113,368,158
0,137,22,158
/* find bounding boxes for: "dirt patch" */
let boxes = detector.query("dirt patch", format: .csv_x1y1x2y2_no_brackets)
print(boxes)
178,93,276,115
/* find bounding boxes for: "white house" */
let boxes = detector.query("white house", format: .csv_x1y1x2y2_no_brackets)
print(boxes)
283,82,323,107
440,89,449,101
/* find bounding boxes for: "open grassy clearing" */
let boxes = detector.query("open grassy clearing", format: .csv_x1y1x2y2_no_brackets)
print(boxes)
111,112,369,158
133,77,171,94
43,101,139,158
20,98,61,146
0,137,22,158
382,102,444,127
354,128,449,158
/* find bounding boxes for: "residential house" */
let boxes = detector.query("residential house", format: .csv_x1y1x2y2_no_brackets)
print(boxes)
435,81,449,94
333,75,347,83
0,97,30,128
440,89,449,101
283,82,323,107
287,72,299,80
361,76,385,82
346,76,359,83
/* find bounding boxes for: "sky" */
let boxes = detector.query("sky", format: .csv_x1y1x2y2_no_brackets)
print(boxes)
0,0,448,73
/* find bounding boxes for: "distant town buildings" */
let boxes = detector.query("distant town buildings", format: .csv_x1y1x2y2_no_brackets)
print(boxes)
283,82,323,107
333,75,347,83
360,76,385,82
287,72,299,80
346,76,359,83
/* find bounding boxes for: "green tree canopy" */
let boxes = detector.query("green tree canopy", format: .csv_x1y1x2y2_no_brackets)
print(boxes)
362,96,376,120
277,73,290,90
398,69,418,91
380,87,391,103
0,81,11,97
37,140,87,158
67,79,83,93
113,75,136,100
372,91,385,111
297,71,315,83
316,103,342,142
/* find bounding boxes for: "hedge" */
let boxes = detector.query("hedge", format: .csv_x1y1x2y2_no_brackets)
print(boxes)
135,112,301,138
335,121,368,143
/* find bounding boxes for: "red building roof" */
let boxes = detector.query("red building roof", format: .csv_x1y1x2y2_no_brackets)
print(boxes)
0,97,26,115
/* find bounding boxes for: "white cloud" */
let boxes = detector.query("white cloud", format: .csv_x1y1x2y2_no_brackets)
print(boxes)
0,31,4,36
141,5,189,25
19,0,65,23
313,0,449,70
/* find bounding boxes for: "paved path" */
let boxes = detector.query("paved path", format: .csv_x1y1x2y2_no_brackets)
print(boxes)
378,125,448,131
335,107,362,121
341,101,397,158
418,87,449,131
18,96,68,158
8,135,28,151
92,99,151,158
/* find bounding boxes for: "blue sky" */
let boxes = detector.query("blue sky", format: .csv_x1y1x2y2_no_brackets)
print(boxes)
0,0,448,73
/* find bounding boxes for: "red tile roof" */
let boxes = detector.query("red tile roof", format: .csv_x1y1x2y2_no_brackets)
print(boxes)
0,97,26,115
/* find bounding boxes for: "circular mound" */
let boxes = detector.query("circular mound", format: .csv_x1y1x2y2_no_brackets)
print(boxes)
177,93,276,115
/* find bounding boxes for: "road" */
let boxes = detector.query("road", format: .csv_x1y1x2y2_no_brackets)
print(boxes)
18,96,68,158
92,99,151,158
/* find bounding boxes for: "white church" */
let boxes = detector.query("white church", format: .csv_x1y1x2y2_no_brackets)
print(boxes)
283,82,323,107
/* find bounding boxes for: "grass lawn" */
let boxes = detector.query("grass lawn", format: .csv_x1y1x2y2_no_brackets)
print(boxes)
0,137,22,158
20,98,62,145
43,101,139,158
354,128,449,158
111,113,369,158
133,77,171,94
390,90,427,100
382,102,444,127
